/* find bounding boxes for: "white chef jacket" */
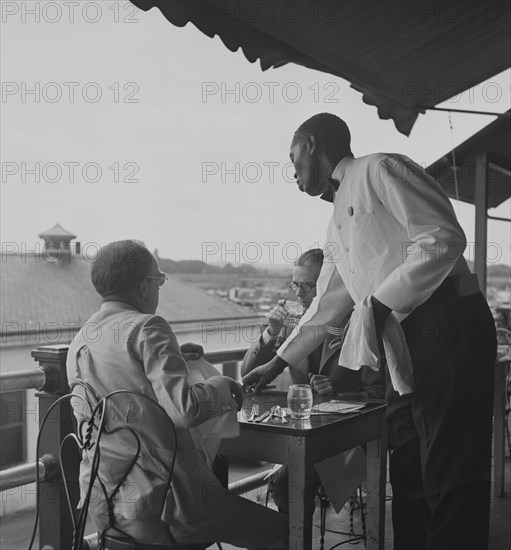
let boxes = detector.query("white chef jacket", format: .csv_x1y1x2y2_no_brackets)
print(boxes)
278,153,468,367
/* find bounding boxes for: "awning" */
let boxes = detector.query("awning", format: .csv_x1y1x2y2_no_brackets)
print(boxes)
427,110,511,209
130,0,511,135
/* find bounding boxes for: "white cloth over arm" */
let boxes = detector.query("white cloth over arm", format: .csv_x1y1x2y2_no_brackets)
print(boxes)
339,296,414,395
186,357,240,468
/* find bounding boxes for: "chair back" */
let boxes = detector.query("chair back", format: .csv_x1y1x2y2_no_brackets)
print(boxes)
496,328,511,363
61,384,178,550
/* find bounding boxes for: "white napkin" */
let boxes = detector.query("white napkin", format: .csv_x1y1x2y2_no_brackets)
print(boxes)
339,296,414,395
186,357,240,468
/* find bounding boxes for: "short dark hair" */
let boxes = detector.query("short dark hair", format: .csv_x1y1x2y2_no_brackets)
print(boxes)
293,113,351,158
91,240,154,297
294,248,324,268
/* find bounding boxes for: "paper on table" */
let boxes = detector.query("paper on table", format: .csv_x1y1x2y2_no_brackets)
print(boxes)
186,357,240,468
311,400,366,414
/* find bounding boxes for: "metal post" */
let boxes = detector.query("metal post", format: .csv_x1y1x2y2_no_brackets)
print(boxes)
32,344,78,550
474,152,488,295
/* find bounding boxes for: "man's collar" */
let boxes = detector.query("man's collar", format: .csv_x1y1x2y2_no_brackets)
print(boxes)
100,300,141,312
320,155,353,203
331,155,353,186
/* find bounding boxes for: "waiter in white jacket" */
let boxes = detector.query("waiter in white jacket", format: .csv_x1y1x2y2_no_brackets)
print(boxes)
243,113,497,550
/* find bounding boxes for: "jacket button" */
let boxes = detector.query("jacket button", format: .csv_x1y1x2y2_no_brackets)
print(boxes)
347,207,354,216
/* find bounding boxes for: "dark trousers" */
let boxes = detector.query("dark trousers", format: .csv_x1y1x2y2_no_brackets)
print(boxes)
386,279,496,550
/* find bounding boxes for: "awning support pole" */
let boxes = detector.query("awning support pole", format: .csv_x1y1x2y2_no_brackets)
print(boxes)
474,152,488,295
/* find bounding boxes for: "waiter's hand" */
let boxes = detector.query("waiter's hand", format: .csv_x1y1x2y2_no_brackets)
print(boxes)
308,373,335,396
242,356,285,393
371,296,391,339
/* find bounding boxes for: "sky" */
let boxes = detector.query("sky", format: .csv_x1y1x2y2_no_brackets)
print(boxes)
1,0,510,268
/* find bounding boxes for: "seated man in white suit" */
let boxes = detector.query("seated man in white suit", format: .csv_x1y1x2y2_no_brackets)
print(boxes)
67,239,288,550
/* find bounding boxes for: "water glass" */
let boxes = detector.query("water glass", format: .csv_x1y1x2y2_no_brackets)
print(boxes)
283,300,302,329
287,384,313,420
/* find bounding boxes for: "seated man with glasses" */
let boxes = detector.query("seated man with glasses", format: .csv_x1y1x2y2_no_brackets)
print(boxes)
242,249,384,399
241,248,384,515
67,240,288,550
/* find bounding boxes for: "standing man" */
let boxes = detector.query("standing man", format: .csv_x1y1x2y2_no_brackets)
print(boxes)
243,114,496,550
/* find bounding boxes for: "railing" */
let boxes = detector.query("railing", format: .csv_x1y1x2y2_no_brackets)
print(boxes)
0,343,252,550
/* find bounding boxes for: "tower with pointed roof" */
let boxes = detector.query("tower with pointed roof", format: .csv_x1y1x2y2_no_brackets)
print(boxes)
38,222,78,263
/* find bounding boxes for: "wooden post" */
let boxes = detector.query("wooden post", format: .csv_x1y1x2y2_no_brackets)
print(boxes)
32,344,78,550
474,152,488,295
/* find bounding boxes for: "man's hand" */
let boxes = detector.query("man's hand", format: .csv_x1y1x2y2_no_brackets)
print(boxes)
225,378,244,411
265,301,288,338
242,356,286,392
180,342,204,361
308,373,335,396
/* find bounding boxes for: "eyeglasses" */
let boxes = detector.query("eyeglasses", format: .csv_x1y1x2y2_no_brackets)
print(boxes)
145,274,168,288
289,281,316,293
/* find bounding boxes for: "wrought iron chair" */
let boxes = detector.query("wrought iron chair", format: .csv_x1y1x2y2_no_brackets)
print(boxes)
317,485,366,550
60,383,215,550
496,328,511,457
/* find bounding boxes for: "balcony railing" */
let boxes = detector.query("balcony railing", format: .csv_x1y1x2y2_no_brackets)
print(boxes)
0,344,259,550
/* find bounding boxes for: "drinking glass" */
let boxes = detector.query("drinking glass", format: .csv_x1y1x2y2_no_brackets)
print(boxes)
283,300,303,329
287,384,313,420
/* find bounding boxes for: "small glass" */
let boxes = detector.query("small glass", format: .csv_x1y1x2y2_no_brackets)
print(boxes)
283,300,303,329
287,384,313,420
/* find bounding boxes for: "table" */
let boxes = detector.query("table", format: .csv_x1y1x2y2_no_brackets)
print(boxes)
219,392,387,550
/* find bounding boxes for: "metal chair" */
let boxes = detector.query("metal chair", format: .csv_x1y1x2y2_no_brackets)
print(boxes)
60,383,215,550
317,485,366,550
496,328,511,457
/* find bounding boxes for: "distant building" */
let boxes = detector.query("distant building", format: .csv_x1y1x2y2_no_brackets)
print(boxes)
228,286,257,306
0,225,264,515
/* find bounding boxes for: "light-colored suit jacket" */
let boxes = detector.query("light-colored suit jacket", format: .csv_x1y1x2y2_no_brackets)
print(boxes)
66,301,251,545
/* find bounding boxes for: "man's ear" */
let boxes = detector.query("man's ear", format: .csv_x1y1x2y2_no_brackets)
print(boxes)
138,278,149,299
306,134,317,154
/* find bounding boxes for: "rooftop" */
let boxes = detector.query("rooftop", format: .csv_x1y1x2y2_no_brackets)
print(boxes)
38,222,77,241
0,254,255,334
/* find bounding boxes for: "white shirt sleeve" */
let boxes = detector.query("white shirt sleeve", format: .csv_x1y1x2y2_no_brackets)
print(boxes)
277,236,355,366
372,155,467,313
